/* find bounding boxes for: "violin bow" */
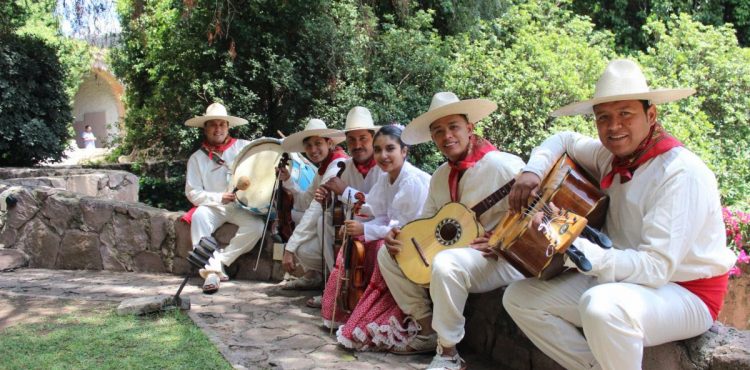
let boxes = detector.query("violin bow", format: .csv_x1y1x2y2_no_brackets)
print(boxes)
330,192,355,335
254,152,287,271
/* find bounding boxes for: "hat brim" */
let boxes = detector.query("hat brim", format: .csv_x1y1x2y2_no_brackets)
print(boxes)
551,88,696,117
402,99,497,145
324,126,382,139
185,115,248,128
281,129,346,152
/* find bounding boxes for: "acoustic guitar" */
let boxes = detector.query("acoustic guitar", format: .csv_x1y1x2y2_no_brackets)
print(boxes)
394,179,515,285
488,154,610,280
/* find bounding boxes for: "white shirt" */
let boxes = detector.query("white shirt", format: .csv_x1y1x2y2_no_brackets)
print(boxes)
523,132,736,286
363,162,431,241
82,132,96,149
185,139,251,206
338,158,383,206
422,151,526,231
283,156,348,253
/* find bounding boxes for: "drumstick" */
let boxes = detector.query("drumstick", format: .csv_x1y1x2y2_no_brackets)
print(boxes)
233,176,251,194
277,130,286,138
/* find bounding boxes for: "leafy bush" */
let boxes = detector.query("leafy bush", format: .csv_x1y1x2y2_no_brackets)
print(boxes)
445,1,615,158
638,14,750,207
0,33,72,166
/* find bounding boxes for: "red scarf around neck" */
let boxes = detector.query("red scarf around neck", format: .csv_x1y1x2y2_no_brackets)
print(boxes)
354,156,377,177
317,146,349,175
600,123,682,190
448,135,498,202
201,136,238,162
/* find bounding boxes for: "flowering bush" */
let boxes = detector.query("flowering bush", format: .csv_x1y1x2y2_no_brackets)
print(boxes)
723,207,750,277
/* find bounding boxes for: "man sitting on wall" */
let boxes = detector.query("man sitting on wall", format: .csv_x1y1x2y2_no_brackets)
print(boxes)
182,102,265,294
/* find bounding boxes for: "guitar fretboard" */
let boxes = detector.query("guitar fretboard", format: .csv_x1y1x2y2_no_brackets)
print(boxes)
470,178,516,218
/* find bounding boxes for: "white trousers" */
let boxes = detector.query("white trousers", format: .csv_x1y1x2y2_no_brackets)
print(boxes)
190,204,265,279
502,272,713,370
378,247,524,347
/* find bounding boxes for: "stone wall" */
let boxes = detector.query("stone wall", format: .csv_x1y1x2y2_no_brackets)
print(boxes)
461,287,750,370
0,167,138,202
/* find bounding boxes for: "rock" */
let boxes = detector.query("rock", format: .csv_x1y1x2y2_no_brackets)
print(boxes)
41,194,78,235
98,223,127,271
3,187,39,229
116,294,190,316
80,198,114,232
112,212,148,254
57,230,102,270
17,218,60,268
174,218,192,258
214,223,239,246
0,248,29,270
149,212,171,251
133,251,166,273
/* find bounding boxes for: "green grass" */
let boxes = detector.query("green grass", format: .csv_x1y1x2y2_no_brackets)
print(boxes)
0,308,232,370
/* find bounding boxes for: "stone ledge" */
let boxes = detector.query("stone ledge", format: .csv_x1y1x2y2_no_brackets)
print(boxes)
461,287,750,370
0,167,138,202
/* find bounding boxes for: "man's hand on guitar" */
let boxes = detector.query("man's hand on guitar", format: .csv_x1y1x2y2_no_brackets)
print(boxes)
527,211,552,249
314,186,329,205
323,177,347,196
469,236,498,260
282,250,296,273
509,171,542,213
344,220,364,237
384,227,403,256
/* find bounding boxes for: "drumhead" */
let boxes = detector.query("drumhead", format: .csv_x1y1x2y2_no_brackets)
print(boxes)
230,137,283,215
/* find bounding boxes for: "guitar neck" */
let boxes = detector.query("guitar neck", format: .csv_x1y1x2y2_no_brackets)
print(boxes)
470,178,516,218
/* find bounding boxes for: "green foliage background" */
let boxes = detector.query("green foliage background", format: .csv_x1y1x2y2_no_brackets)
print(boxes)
2,0,747,208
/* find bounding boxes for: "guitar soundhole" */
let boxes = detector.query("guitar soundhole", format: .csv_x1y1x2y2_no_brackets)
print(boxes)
435,218,462,246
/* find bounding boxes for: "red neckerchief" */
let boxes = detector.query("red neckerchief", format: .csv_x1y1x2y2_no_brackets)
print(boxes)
448,135,498,202
200,136,237,165
600,123,682,190
317,146,349,175
354,156,377,177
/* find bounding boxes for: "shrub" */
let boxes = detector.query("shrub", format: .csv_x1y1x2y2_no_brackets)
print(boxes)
0,33,72,166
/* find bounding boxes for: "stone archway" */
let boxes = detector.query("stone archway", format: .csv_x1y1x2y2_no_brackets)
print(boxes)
71,61,125,149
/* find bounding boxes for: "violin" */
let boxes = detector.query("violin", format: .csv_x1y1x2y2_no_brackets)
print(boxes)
328,162,347,254
335,192,368,314
274,153,295,242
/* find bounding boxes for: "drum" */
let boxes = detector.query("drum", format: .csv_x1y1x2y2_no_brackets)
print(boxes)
230,138,317,216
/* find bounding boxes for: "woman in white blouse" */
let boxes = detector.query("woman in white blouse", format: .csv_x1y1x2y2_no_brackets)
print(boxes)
320,124,431,351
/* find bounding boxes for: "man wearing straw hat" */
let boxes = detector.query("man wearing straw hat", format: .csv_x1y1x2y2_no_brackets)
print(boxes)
279,118,348,290
503,59,736,370
183,102,265,294
292,106,384,306
377,92,525,369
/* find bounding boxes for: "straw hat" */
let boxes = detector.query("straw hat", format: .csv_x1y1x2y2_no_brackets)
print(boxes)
326,106,381,139
281,118,345,152
185,102,248,128
551,59,696,117
402,92,497,145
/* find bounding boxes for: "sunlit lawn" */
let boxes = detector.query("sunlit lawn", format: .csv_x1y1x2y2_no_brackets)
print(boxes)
0,308,231,370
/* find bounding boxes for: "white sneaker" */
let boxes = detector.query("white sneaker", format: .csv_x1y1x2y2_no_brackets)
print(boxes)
426,346,466,370
389,332,437,355
426,353,466,370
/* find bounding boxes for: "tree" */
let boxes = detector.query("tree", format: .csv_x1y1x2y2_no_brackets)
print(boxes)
0,33,72,165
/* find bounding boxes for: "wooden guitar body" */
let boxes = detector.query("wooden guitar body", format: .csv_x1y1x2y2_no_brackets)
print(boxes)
395,202,484,285
489,154,608,279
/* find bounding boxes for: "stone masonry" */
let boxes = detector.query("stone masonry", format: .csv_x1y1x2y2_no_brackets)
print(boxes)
0,167,748,369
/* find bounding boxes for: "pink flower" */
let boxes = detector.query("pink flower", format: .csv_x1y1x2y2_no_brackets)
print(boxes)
729,265,742,277
738,250,750,264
